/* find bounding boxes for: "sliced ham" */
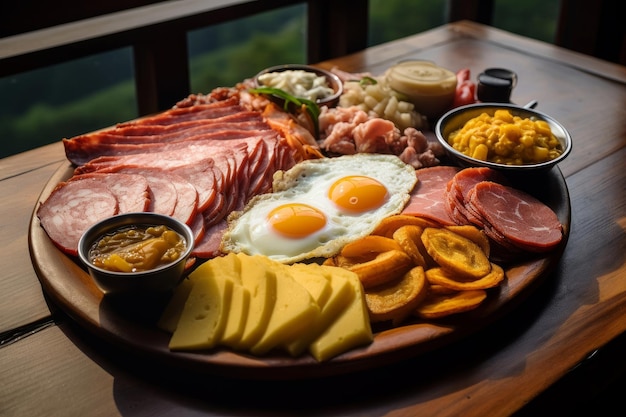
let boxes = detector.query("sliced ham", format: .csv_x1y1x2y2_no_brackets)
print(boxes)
64,125,279,165
38,88,311,261
113,167,198,225
37,178,119,256
467,181,562,252
401,166,461,226
444,167,508,225
68,172,151,213
192,219,228,258
115,96,242,126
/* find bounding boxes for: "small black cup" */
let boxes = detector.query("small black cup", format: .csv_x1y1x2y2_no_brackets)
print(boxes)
477,68,518,102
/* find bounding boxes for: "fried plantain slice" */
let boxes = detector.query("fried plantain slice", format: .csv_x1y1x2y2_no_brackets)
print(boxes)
425,263,504,291
341,235,403,258
421,227,491,279
365,266,428,325
347,249,414,289
372,215,438,238
392,225,428,267
445,225,491,258
428,283,457,295
415,289,487,319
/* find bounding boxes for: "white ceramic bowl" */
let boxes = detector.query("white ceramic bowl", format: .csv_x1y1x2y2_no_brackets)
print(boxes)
435,103,572,173
78,212,194,295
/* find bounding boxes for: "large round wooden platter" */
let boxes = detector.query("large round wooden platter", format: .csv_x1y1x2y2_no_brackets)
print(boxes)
29,161,570,380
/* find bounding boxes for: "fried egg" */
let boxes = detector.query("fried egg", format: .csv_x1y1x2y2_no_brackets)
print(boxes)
221,153,417,263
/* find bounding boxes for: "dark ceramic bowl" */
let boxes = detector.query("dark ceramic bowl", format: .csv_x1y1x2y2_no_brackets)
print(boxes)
435,102,572,173
78,212,194,295
254,64,343,107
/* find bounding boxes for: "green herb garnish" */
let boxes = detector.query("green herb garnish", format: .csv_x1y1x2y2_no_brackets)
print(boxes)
347,76,378,87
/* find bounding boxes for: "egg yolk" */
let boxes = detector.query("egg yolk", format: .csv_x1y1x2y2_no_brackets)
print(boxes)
267,203,326,238
328,175,388,213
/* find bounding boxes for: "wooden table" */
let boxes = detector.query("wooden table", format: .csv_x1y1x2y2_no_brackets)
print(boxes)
2,21,625,416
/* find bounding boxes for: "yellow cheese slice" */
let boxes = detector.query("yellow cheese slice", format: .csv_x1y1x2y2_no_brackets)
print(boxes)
309,268,373,362
250,257,321,356
235,254,277,350
285,265,354,357
286,263,332,308
168,260,234,350
221,283,250,347
212,254,251,347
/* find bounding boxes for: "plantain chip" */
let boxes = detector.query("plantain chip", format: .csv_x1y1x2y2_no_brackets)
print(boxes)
372,215,438,238
341,235,403,259
421,227,491,279
365,266,428,325
392,225,428,267
415,289,487,319
428,284,457,295
425,263,504,291
347,249,414,289
445,224,491,257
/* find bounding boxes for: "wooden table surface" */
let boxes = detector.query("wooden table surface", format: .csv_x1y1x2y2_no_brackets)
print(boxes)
1,21,625,416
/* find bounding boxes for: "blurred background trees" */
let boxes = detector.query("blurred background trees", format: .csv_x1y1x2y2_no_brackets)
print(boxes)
0,0,558,158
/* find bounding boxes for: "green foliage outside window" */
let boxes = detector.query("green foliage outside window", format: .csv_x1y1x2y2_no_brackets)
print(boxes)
0,1,558,158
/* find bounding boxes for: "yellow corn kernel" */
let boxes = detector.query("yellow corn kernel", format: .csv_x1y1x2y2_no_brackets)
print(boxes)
471,143,489,161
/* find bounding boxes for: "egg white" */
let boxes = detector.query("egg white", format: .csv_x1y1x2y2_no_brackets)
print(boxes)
221,153,417,263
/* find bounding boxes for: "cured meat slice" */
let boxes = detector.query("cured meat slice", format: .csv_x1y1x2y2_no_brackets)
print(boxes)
114,167,178,216
37,178,119,256
192,219,228,258
188,212,206,247
64,127,279,165
468,181,562,252
115,96,242,126
74,140,258,213
445,167,508,225
168,174,199,225
402,166,461,226
68,118,270,145
169,160,219,213
68,172,151,213
113,110,267,136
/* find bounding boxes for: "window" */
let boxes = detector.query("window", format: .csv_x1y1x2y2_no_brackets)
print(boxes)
0,49,136,158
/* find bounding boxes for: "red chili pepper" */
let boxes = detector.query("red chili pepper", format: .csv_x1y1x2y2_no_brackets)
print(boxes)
453,69,476,107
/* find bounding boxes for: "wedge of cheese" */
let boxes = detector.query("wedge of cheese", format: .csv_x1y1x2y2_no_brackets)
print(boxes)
168,260,234,350
214,254,251,347
285,264,353,357
250,257,321,356
288,263,332,308
309,267,373,362
235,253,277,350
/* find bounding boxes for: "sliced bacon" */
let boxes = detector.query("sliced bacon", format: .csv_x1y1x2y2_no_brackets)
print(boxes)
402,166,461,226
37,178,119,256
